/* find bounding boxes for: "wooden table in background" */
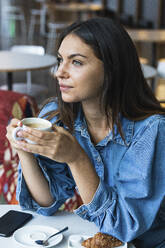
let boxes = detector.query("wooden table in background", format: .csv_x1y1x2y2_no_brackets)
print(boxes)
46,2,103,12
127,29,165,66
46,2,103,22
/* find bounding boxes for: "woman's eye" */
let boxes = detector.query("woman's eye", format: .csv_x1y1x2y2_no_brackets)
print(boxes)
73,60,83,66
57,57,62,66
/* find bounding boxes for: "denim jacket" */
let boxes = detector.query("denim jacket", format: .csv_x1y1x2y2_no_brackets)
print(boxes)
16,101,165,248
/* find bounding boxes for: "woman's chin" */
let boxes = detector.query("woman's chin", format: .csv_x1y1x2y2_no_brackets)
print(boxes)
61,95,79,103
62,97,78,103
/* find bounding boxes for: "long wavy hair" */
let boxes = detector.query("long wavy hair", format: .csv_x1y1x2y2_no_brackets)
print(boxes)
42,17,165,139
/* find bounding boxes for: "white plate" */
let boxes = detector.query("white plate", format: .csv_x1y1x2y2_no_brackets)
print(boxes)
68,235,127,248
13,225,63,248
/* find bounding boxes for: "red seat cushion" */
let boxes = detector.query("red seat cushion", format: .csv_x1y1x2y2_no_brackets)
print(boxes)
0,90,38,204
0,90,38,163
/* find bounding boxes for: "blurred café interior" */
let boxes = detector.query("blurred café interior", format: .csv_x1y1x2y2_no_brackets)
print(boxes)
0,0,165,106
0,0,165,203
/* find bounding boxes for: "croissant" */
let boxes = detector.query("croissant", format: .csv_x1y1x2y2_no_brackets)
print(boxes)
81,232,123,248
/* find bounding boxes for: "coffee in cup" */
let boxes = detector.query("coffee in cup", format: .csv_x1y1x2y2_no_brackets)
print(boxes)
23,122,50,129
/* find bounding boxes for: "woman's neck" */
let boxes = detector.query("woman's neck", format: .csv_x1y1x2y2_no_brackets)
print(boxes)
82,102,111,144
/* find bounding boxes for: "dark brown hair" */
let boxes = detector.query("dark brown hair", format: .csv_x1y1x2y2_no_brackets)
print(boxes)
41,17,165,139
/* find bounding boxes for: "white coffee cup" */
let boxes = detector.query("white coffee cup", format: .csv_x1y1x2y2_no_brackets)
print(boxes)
12,117,52,144
68,235,85,248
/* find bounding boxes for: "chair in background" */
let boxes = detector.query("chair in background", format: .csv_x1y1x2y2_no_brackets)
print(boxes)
46,22,68,78
3,6,26,40
46,22,69,54
0,45,48,101
28,0,47,43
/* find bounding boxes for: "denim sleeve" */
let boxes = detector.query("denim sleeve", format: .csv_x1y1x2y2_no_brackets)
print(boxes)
75,117,165,242
16,155,75,216
16,101,76,215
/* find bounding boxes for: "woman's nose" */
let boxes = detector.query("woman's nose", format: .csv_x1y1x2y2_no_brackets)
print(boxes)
55,63,69,78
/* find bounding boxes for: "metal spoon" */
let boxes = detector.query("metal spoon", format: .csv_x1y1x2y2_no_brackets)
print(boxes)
35,226,68,246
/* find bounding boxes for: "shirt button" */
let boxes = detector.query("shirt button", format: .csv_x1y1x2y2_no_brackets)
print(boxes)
96,156,101,163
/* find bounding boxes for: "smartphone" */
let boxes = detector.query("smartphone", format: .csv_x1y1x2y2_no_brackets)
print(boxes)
0,210,33,237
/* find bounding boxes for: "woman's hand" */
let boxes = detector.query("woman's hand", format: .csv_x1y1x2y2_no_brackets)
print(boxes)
14,125,85,164
6,118,25,152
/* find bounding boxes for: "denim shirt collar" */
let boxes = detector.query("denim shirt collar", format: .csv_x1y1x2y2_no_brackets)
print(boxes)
74,108,134,147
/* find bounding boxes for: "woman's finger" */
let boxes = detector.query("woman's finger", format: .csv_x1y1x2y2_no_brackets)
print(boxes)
17,129,58,144
17,131,53,146
16,141,53,156
22,127,56,140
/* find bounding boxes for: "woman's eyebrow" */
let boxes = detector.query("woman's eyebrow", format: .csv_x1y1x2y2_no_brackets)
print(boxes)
57,52,87,59
68,53,88,59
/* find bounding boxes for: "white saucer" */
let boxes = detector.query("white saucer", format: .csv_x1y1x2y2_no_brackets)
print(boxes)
13,225,63,247
68,234,127,248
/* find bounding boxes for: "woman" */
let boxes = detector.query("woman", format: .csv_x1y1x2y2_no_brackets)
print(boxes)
6,17,165,247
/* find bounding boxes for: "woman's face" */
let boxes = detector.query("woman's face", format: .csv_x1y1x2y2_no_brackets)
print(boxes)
55,34,104,104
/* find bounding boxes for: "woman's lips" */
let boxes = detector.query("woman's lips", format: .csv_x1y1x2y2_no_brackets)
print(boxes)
59,84,73,92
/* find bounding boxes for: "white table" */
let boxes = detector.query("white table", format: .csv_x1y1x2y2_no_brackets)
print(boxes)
0,204,135,248
141,64,157,91
0,51,56,90
0,204,98,248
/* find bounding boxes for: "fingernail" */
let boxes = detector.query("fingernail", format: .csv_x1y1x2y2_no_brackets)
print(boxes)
17,121,22,127
22,147,28,151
